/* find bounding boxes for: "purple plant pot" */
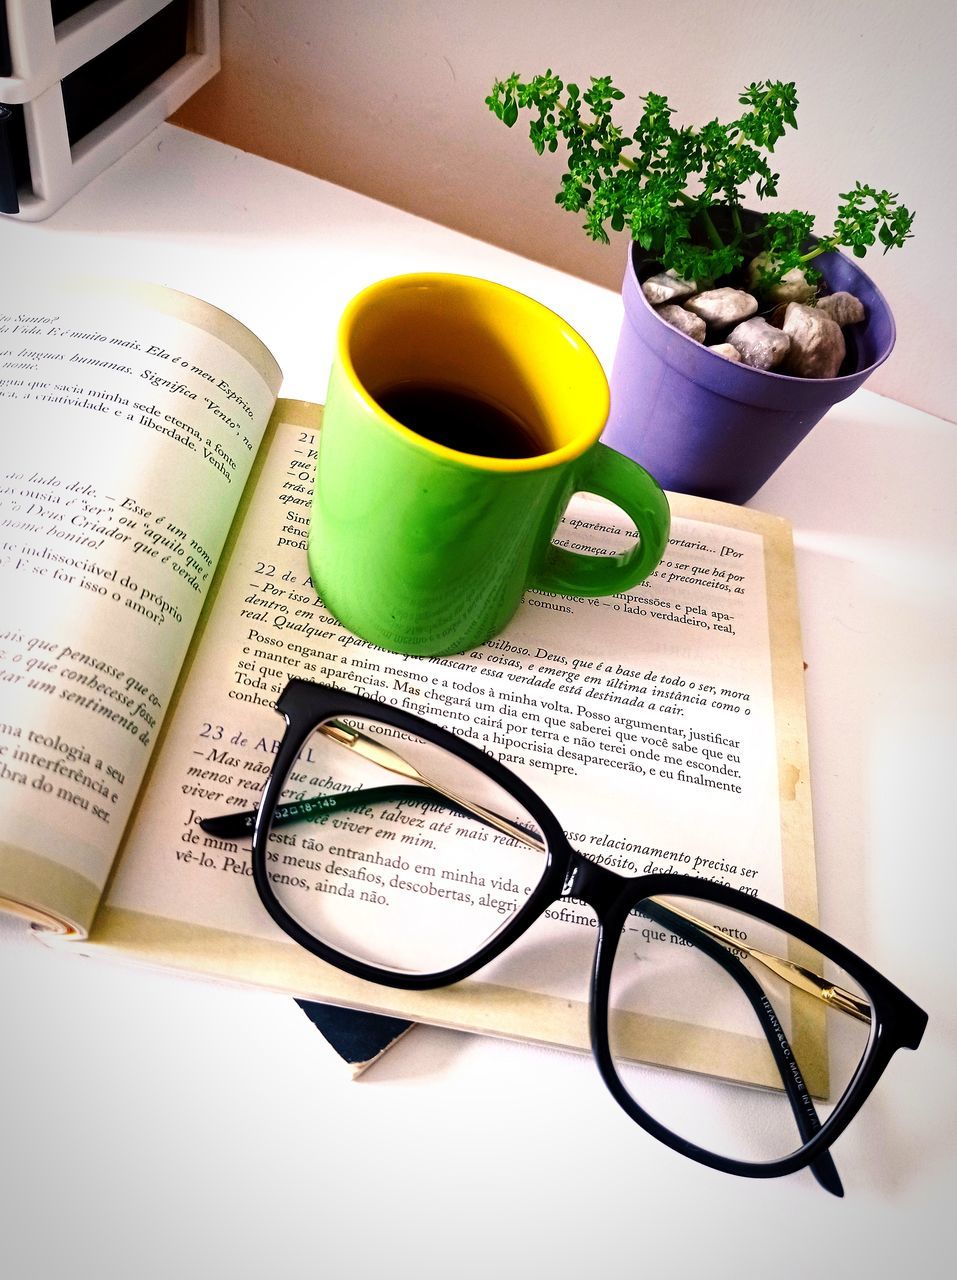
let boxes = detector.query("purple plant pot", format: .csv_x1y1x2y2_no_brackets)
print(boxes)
602,243,897,504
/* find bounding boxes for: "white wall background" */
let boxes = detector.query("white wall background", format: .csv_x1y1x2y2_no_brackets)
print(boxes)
174,0,955,422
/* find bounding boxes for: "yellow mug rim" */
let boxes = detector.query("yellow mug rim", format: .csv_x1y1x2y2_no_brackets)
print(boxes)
336,272,611,473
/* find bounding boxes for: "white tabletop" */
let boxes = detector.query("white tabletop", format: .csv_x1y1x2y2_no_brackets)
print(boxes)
1,125,954,1279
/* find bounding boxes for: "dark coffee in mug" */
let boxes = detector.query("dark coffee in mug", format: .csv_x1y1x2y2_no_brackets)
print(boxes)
375,381,545,459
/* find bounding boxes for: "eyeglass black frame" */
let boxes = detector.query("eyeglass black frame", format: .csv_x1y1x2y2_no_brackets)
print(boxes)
246,679,927,1193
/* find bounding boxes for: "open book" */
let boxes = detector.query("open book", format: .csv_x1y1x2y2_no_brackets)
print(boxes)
0,278,816,1082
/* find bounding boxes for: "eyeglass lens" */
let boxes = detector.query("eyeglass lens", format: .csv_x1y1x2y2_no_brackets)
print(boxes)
265,716,549,974
608,893,873,1162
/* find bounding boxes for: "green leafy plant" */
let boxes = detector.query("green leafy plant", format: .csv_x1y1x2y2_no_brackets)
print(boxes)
486,72,915,292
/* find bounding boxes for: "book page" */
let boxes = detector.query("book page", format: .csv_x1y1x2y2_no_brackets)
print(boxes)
0,279,282,932
92,402,816,1081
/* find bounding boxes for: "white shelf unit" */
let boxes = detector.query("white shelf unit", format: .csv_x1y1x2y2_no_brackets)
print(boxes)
0,0,219,219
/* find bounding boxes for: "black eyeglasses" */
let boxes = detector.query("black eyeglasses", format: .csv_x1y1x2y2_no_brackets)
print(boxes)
201,679,926,1197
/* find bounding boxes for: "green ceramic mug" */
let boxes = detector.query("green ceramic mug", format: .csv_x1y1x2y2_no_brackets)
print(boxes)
309,273,670,657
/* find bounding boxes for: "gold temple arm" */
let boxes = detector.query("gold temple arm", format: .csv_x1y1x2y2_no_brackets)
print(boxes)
320,721,543,850
652,899,872,1025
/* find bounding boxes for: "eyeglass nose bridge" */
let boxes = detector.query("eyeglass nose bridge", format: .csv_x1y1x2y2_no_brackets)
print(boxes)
560,850,623,916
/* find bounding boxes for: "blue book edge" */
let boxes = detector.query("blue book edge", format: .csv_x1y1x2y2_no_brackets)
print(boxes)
296,1000,415,1078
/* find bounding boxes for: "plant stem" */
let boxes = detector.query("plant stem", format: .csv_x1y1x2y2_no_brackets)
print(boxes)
679,197,724,251
799,240,838,264
703,211,724,249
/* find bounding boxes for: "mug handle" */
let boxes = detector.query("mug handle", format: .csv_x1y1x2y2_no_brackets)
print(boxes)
529,443,671,596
